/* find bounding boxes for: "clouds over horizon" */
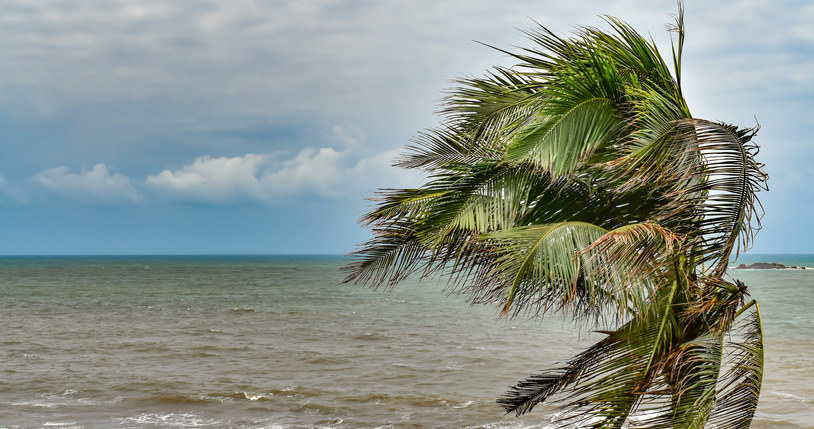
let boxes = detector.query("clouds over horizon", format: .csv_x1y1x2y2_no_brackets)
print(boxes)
0,1,811,253
146,145,417,204
33,164,143,204
1,1,810,121
22,144,417,206
145,148,357,205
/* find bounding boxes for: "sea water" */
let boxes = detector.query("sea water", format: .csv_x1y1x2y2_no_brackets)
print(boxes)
0,255,811,428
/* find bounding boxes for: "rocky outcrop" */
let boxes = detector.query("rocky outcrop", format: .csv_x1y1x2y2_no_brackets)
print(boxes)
735,262,806,269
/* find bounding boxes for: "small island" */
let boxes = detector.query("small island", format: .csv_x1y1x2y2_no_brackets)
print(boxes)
735,262,806,269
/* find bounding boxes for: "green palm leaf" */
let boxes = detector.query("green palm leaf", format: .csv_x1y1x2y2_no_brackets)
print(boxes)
343,4,769,427
707,303,764,428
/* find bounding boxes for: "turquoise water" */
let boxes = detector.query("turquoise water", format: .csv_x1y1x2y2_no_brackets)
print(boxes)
0,255,811,428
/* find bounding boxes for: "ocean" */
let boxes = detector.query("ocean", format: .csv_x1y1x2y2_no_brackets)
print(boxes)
0,254,811,428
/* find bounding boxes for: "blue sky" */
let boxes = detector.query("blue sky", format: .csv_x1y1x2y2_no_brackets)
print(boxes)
0,0,811,254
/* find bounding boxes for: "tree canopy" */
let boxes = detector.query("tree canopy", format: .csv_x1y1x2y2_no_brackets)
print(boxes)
343,6,768,428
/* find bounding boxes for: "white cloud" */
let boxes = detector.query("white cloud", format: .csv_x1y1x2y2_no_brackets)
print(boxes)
146,144,420,205
146,153,272,204
32,164,142,203
263,147,344,197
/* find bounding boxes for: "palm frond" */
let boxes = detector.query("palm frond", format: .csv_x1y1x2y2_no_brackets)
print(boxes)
344,5,768,427
498,334,622,416
394,127,484,171
506,97,624,176
585,222,681,313
481,221,609,317
682,120,768,275
707,302,764,428
341,226,427,287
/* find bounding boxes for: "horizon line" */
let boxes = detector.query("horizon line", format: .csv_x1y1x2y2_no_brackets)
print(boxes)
0,252,811,257
0,253,348,257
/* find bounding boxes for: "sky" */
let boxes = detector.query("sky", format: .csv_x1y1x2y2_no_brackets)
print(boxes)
0,0,811,255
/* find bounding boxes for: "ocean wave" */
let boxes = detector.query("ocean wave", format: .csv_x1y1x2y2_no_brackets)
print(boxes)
146,393,270,405
10,392,120,409
772,391,807,402
453,400,473,409
750,415,812,428
342,393,474,409
142,388,323,406
206,391,276,402
240,392,275,401
143,393,222,405
351,331,389,341
115,412,216,427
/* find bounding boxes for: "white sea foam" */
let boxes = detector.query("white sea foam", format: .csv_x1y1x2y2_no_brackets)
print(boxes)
774,391,807,402
10,392,121,409
12,399,58,408
117,413,215,427
241,392,274,401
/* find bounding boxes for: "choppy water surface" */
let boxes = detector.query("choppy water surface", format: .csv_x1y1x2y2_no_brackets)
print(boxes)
0,255,812,428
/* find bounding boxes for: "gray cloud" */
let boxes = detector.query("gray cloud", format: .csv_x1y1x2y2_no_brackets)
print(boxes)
0,2,807,133
1,1,807,150
0,1,681,128
0,1,810,251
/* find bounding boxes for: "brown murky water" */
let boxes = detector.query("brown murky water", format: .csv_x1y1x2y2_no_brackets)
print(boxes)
0,256,811,428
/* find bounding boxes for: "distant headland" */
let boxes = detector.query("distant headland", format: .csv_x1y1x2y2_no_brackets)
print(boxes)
735,262,806,270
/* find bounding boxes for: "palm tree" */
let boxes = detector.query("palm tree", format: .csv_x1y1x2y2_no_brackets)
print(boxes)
343,6,768,428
